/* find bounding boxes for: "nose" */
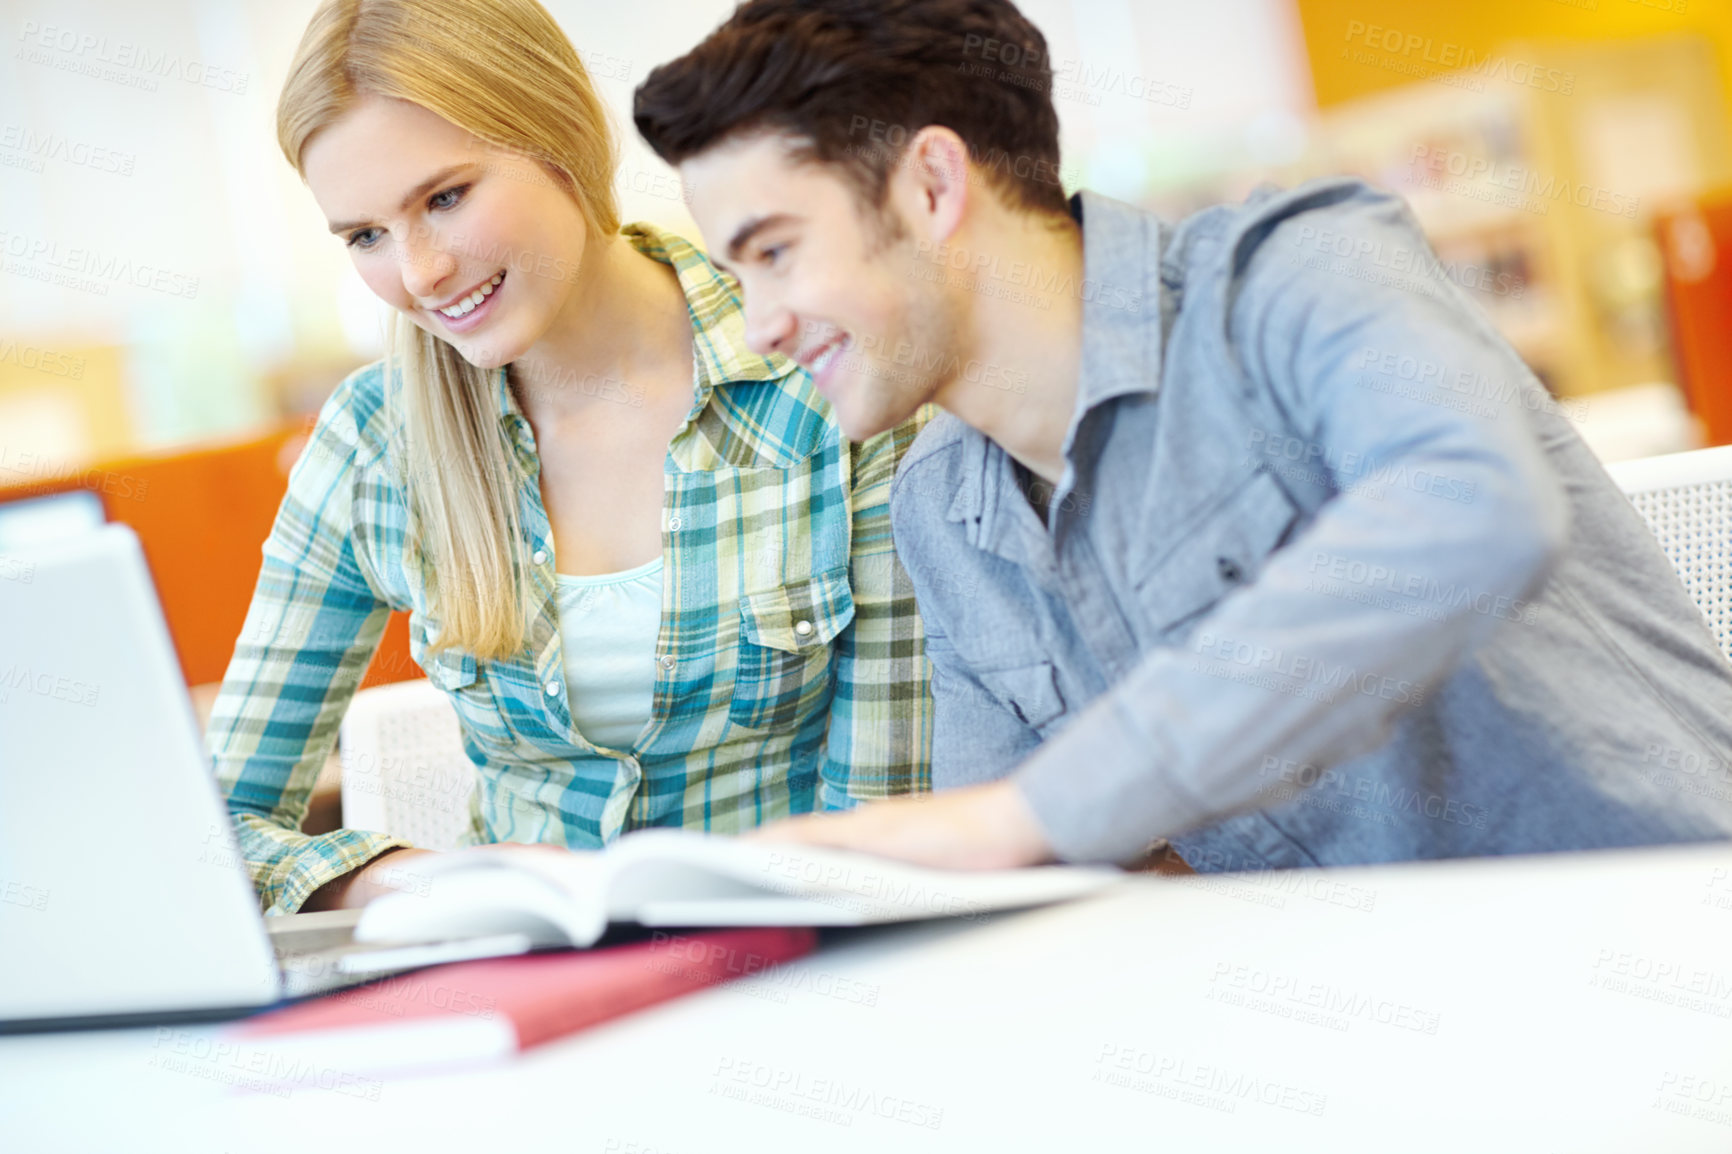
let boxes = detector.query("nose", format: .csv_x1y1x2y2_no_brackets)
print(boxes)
398,223,458,306
743,296,798,359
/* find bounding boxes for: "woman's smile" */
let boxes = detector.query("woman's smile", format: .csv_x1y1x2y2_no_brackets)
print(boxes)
429,270,507,332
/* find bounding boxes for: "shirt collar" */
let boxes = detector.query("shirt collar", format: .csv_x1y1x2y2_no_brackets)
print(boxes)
491,221,793,422
948,190,1166,534
1069,189,1164,417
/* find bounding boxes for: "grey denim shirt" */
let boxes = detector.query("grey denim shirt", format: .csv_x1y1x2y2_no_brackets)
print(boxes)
890,178,1732,868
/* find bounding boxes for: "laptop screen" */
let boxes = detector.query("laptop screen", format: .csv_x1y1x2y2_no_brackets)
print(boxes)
0,489,105,550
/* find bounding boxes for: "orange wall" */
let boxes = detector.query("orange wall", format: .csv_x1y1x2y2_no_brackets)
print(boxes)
0,426,418,690
1295,0,1732,119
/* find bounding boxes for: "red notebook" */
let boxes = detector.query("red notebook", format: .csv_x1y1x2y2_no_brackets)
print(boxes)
218,928,816,1092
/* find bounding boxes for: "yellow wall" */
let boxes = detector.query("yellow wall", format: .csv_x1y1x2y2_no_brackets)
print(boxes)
1296,0,1732,124
1295,1,1732,402
0,345,130,471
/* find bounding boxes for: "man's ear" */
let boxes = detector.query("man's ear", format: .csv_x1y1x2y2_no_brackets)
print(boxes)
893,126,971,246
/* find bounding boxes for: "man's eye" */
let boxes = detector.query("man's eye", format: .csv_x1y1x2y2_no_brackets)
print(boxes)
430,184,470,211
346,228,381,250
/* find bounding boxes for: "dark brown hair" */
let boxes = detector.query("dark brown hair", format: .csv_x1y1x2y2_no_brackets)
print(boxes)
633,0,1068,218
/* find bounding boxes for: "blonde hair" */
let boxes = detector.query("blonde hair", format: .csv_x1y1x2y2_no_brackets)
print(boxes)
276,0,620,659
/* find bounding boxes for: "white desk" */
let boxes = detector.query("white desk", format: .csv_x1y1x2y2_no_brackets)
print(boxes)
7,843,1732,1153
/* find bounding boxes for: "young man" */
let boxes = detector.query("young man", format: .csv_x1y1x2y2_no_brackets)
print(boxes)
633,0,1732,871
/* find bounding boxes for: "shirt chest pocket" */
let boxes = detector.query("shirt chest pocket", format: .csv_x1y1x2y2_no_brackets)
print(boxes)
730,567,856,732
424,647,515,754
1133,468,1300,642
976,659,1068,734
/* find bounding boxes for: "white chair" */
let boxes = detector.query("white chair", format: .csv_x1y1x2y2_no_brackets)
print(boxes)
339,678,476,851
1607,444,1732,662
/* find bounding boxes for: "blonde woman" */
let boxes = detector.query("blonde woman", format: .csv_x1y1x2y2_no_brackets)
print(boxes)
207,0,932,915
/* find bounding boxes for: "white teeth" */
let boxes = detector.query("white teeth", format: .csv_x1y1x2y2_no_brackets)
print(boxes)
811,336,850,375
439,273,505,318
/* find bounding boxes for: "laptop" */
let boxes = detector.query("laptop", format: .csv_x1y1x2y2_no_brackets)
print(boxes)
0,523,530,1034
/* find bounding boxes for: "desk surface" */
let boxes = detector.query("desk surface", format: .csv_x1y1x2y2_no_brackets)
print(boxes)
7,842,1732,1153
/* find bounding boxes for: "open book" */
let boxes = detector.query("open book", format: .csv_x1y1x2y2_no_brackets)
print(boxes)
354,830,1123,949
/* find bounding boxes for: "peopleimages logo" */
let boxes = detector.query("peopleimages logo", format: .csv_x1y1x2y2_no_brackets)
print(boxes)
958,35,1194,109
1354,346,1588,423
1245,428,1479,505
850,116,1070,189
1409,146,1641,219
0,878,50,911
1306,549,1539,627
0,664,100,708
0,124,135,175
0,230,199,300
1341,21,1575,95
0,338,85,379
1190,630,1426,708
841,333,1032,395
1258,756,1491,831
1092,1044,1329,1117
911,239,1143,313
148,1029,382,1100
711,1057,944,1130
1207,962,1443,1034
16,21,250,94
1290,224,1525,300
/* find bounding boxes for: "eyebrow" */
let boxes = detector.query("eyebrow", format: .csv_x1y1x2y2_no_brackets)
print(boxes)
326,163,478,236
722,213,801,266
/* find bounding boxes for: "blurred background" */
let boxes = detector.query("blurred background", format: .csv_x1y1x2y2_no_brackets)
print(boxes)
2,0,1730,702
6,0,1731,467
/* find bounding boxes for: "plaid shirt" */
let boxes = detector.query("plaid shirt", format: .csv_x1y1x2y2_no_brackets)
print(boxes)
209,223,933,915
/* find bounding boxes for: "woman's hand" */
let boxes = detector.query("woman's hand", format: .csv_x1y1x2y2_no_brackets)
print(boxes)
741,779,1056,870
300,840,575,912
300,846,440,912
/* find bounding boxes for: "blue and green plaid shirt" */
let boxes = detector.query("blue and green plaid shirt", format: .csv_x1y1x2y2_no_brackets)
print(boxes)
209,223,933,915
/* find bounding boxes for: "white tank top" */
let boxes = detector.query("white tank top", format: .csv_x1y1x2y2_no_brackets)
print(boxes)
553,556,663,750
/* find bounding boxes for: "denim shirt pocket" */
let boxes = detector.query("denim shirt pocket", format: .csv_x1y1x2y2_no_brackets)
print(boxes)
730,567,857,732
1133,467,1299,641
977,659,1068,733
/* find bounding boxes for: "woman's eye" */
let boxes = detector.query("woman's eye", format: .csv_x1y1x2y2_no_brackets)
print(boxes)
346,228,381,250
761,244,788,267
429,184,470,211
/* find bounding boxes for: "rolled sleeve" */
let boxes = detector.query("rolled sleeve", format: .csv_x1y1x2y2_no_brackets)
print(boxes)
207,374,411,914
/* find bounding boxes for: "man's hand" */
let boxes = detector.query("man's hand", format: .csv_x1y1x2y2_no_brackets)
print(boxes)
742,779,1056,870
